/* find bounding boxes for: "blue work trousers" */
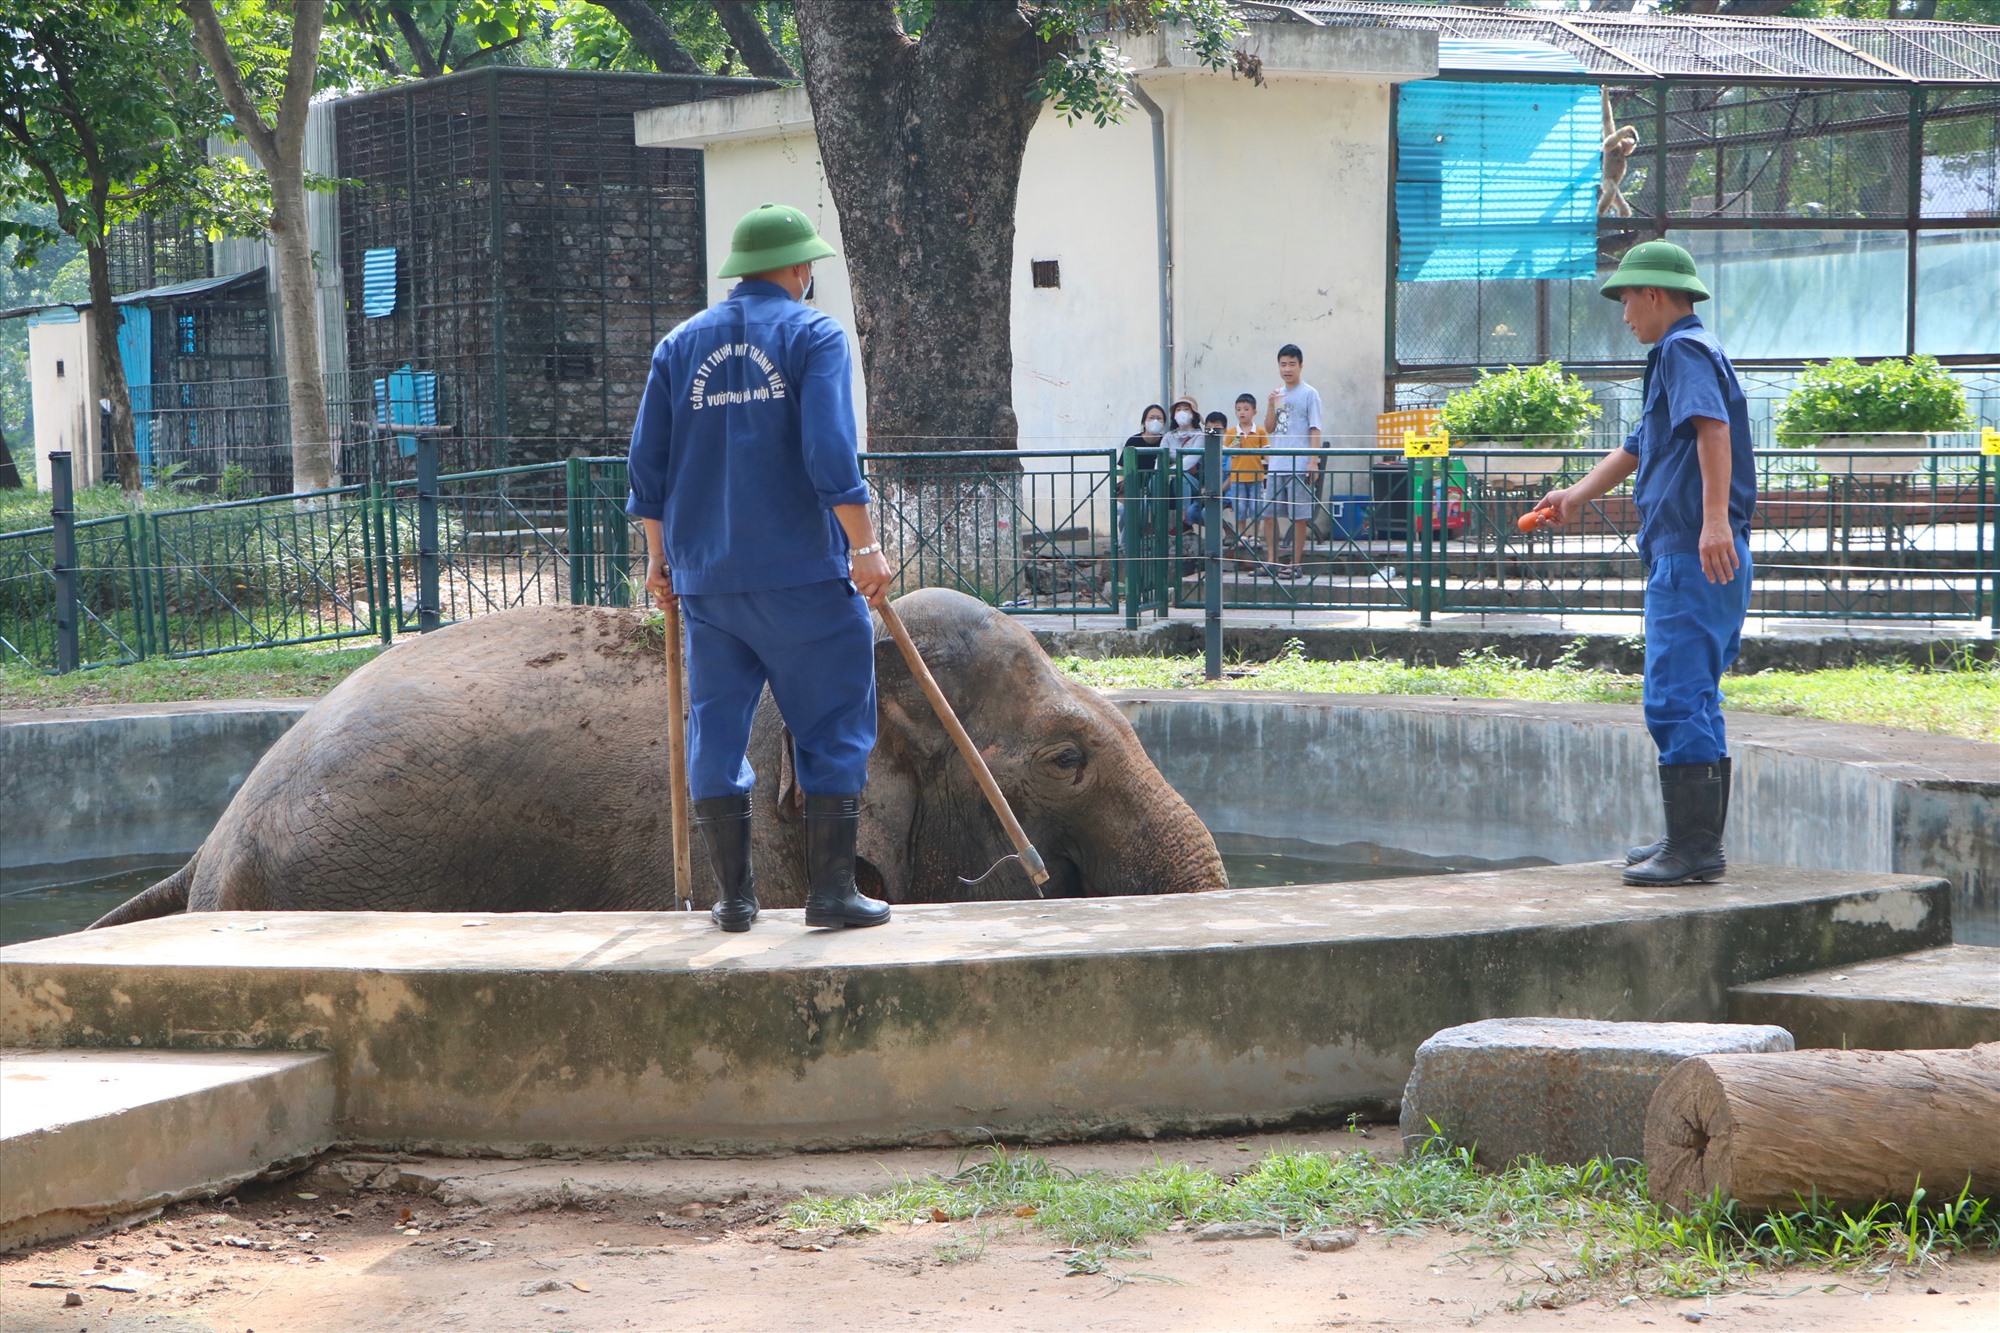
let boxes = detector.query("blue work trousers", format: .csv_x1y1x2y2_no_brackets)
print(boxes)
679,579,876,801
1642,540,1753,765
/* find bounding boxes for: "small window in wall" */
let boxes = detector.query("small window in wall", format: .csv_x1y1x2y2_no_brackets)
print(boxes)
1031,259,1061,289
545,350,596,381
55,360,65,378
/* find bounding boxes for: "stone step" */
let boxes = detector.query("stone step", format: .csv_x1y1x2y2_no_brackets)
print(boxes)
1730,944,2000,1050
0,1049,333,1252
0,865,1948,1159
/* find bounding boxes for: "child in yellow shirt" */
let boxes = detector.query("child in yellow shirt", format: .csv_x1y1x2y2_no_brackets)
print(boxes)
1222,392,1269,559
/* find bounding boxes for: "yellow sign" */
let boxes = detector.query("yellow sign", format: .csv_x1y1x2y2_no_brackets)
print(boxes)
1983,427,2000,456
1403,427,1450,459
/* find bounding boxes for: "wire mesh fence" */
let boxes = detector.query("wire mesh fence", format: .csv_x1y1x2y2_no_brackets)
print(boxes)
3,442,1994,675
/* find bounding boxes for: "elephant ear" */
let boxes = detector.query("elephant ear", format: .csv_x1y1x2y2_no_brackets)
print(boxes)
856,629,943,903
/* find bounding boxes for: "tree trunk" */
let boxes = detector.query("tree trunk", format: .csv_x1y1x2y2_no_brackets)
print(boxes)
593,0,704,75
1644,1044,2000,1212
83,240,141,493
270,171,335,492
713,0,795,79
794,0,1043,460
0,419,23,489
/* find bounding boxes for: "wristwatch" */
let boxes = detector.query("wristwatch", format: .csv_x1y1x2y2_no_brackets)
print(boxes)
851,544,880,557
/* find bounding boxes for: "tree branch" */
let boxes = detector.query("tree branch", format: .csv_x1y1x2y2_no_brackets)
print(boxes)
712,0,795,79
182,0,281,169
347,2,406,77
591,0,705,76
455,32,532,69
388,4,443,78
274,1,326,166
0,108,73,219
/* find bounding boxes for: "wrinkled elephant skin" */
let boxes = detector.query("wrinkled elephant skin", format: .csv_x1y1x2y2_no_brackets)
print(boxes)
94,590,1225,926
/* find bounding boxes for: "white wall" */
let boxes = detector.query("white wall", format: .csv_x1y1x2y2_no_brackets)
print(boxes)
27,313,100,490
692,123,869,440
1157,73,1395,451
1011,111,1160,451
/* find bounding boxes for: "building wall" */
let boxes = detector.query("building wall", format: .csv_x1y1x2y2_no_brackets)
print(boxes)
687,70,1399,460
694,123,868,437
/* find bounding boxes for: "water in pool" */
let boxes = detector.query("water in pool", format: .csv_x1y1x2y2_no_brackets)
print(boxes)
2,856,185,947
0,837,1547,947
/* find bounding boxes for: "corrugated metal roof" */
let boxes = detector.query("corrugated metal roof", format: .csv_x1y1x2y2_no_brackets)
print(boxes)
1437,38,1589,76
1260,3,2000,84
0,267,265,321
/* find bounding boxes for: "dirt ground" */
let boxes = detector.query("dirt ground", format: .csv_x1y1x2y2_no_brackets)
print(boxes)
5,1131,1994,1333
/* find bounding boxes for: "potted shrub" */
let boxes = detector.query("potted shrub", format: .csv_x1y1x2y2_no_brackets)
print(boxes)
1437,361,1602,480
1774,355,1970,476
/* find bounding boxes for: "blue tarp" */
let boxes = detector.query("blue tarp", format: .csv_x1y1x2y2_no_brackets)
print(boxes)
362,247,398,318
1396,80,1601,283
116,306,153,476
374,365,437,456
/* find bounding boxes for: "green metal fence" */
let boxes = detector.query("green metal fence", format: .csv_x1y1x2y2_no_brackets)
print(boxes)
3,441,1993,675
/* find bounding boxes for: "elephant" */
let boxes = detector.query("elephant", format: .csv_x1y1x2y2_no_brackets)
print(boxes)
92,588,1226,926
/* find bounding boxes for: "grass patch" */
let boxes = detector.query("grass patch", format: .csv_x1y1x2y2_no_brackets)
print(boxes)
4,626,1995,743
787,1144,1998,1304
0,642,385,709
1055,641,2000,743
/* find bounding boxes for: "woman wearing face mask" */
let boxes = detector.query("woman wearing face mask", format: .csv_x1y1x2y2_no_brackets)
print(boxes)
1118,405,1169,613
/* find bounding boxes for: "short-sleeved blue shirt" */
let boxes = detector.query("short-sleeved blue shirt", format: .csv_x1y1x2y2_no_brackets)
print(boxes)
1619,314,1756,568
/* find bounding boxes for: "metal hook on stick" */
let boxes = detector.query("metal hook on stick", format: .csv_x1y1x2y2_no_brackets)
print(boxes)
877,599,1050,895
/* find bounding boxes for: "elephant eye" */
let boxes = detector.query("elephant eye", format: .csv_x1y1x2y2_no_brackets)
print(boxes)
1048,745,1086,772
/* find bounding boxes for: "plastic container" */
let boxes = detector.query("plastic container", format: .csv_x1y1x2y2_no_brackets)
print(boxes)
1321,495,1372,542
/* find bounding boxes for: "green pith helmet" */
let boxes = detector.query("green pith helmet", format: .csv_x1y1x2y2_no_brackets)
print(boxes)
1600,240,1711,302
716,202,837,279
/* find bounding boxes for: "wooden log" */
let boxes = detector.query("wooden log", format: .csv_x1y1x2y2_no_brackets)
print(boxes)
1644,1043,2000,1211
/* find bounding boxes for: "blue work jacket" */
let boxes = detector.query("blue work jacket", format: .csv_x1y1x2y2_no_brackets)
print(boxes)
1620,314,1756,568
625,279,869,595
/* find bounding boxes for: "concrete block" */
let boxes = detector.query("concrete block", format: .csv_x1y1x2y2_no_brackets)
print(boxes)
1398,1018,1795,1169
0,1049,333,1251
1731,945,2000,1050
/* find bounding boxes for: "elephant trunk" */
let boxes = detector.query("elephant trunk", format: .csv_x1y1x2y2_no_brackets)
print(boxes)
1078,762,1227,897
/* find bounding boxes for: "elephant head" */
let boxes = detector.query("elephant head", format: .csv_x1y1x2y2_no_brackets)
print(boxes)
843,588,1226,902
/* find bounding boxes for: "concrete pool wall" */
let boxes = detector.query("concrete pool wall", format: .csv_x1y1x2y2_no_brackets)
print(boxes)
4,693,1994,942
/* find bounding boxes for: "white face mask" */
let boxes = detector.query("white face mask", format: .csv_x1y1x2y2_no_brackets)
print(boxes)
1174,410,1194,428
1143,419,1164,435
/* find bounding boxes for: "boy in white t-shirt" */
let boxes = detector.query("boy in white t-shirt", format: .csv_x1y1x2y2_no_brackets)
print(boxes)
1261,343,1324,579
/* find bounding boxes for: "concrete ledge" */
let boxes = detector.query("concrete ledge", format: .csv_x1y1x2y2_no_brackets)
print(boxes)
0,866,1949,1155
0,1049,333,1251
1113,692,2000,945
1730,945,2000,1051
0,701,309,872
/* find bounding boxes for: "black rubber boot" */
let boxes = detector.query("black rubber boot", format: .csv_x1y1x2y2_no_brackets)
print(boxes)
1627,757,1730,865
694,795,759,932
802,794,891,929
1623,761,1729,887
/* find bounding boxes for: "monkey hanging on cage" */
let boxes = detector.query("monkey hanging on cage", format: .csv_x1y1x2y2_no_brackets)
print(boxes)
1600,89,1641,218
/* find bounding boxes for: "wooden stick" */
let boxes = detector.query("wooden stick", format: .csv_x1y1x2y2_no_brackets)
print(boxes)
663,599,693,910
878,599,1050,889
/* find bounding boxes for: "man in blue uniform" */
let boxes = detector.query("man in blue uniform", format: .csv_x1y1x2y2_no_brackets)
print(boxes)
1538,242,1755,887
627,203,894,932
